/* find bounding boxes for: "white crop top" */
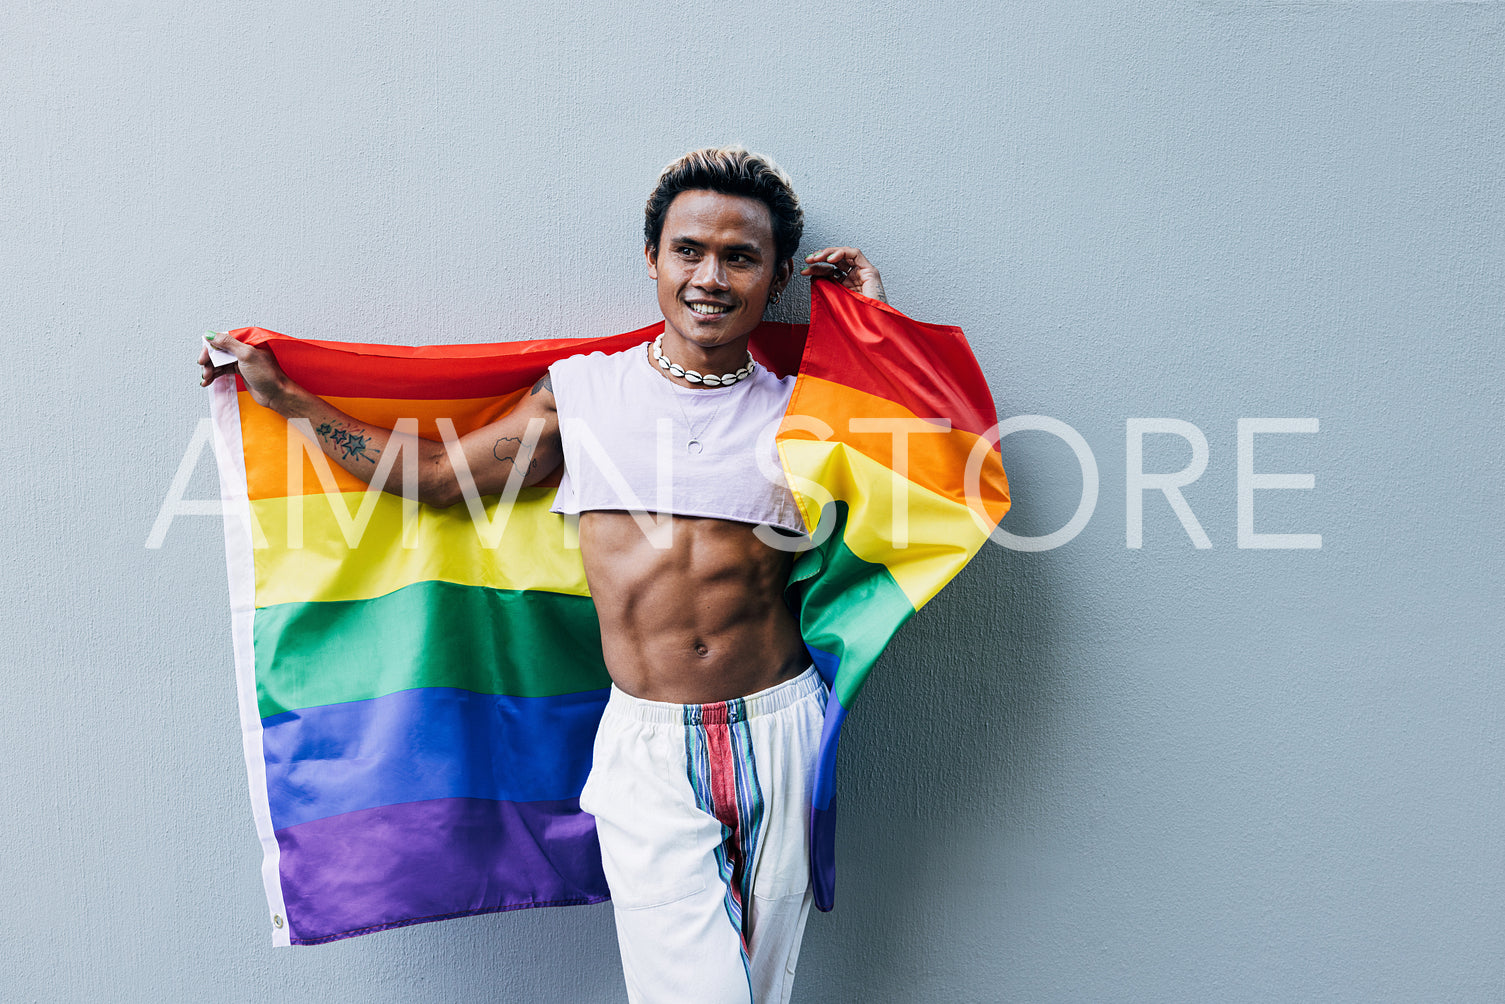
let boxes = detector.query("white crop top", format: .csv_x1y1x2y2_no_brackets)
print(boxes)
548,343,806,534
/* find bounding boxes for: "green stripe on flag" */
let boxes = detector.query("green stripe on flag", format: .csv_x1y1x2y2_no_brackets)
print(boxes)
786,501,918,708
253,580,608,718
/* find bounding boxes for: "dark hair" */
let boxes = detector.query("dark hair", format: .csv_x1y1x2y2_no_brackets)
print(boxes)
644,145,804,262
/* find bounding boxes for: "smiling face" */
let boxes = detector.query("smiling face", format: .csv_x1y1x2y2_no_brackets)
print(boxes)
645,189,792,371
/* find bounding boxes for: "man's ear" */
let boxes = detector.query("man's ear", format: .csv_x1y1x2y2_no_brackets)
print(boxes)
644,244,659,280
772,256,794,298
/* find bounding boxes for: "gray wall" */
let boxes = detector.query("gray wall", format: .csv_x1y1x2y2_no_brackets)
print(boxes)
3,2,1501,1001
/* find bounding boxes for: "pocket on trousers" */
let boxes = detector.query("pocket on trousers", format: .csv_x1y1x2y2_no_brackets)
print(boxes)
582,735,713,911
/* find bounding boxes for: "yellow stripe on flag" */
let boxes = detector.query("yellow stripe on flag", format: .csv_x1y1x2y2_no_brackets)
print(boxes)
250,488,589,608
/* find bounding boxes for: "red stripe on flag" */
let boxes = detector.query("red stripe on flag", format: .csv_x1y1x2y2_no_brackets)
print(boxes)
227,321,809,400
230,326,652,399
801,280,1002,440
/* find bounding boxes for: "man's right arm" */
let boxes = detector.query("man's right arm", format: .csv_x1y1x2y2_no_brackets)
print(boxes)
199,332,562,508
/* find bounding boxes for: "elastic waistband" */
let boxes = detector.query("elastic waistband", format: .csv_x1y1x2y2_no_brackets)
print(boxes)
604,665,824,726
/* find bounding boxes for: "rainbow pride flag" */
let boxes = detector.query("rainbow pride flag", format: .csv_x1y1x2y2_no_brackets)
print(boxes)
209,279,1008,944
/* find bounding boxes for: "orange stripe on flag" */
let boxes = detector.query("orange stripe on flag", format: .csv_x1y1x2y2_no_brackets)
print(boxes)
240,390,530,501
780,376,1010,524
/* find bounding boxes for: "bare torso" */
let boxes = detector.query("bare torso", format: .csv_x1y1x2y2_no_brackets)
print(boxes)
578,511,809,703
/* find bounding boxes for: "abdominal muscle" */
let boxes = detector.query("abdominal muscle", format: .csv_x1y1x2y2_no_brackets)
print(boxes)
577,510,811,704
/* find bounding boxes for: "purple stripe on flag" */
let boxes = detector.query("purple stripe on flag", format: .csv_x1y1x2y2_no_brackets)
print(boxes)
276,796,609,945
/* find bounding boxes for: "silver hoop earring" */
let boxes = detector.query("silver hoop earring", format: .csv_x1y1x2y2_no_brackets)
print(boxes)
770,290,783,306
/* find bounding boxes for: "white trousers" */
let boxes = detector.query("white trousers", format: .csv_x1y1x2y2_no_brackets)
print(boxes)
580,667,827,1004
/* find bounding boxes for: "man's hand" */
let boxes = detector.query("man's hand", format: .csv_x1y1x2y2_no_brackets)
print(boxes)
801,247,887,304
199,332,290,410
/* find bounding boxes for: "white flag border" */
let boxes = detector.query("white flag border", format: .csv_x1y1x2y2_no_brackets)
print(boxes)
208,380,291,947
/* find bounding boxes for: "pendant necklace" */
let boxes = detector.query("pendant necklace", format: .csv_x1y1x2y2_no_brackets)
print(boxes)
651,336,752,454
670,384,724,455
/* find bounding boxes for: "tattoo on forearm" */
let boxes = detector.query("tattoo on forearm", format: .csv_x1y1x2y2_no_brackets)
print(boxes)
530,372,552,396
315,420,380,463
492,436,540,473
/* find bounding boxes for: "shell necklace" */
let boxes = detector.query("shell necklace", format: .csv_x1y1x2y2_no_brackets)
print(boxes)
651,333,755,387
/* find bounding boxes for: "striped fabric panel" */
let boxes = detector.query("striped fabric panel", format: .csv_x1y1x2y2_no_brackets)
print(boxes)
683,699,764,966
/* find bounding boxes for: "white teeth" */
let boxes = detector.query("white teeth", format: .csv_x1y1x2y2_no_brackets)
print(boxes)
690,303,728,314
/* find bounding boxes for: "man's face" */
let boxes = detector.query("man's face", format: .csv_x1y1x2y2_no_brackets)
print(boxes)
646,189,791,356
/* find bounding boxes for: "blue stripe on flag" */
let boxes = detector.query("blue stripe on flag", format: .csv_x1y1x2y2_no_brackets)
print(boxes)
262,686,609,830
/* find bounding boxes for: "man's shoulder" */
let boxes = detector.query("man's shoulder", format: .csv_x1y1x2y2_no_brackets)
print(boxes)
549,343,651,411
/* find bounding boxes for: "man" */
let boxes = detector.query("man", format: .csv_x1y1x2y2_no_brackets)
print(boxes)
199,146,887,1003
